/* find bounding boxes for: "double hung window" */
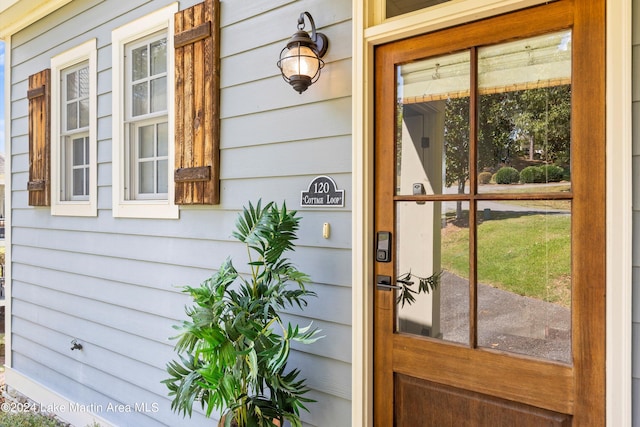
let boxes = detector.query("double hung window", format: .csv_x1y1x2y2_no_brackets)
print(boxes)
126,33,169,200
51,39,97,216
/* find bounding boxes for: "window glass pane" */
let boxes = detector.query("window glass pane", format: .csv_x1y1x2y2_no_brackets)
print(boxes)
73,168,85,196
476,201,571,363
157,159,168,193
150,77,167,113
157,122,168,156
72,137,85,166
395,201,469,346
66,103,78,130
477,31,571,194
66,71,78,100
150,38,167,75
132,82,148,116
139,161,154,193
78,66,89,97
387,0,451,19
132,45,148,81
85,169,90,195
396,51,470,196
139,125,154,158
85,137,90,164
79,99,89,128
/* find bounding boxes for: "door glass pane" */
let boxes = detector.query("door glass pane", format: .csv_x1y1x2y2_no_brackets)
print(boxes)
386,0,451,19
476,201,571,363
477,31,571,194
396,51,470,196
396,201,469,346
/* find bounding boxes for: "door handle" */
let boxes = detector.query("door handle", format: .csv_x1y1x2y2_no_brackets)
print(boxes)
376,275,401,291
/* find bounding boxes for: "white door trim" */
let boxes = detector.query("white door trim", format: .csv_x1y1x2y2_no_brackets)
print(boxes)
605,0,633,426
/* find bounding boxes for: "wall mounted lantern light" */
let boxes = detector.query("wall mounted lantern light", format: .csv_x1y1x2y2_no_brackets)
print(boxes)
277,12,329,94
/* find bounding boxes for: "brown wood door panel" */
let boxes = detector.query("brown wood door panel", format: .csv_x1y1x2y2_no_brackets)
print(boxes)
396,374,572,427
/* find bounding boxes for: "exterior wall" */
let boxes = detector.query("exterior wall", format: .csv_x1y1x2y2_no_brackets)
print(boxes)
6,1,352,426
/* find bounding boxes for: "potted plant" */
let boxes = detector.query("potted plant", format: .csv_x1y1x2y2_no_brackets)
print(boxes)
164,200,321,427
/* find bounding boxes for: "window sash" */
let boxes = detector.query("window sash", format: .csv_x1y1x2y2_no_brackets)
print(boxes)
125,32,168,120
124,31,169,201
127,118,169,200
63,134,90,201
62,63,90,132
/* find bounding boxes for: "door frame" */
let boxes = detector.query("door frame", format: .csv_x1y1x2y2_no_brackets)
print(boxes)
350,0,632,426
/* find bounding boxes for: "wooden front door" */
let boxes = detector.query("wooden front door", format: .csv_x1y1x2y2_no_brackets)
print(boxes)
373,1,605,425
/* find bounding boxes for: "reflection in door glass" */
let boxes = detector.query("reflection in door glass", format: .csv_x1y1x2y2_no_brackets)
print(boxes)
476,202,571,363
396,201,469,346
396,51,470,196
478,31,572,194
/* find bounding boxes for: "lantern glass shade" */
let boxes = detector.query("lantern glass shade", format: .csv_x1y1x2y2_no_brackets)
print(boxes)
280,45,321,80
277,12,328,93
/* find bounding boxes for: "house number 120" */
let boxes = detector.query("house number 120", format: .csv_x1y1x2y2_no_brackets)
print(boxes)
314,181,330,193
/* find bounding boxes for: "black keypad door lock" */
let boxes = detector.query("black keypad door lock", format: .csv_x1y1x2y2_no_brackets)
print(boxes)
376,231,391,262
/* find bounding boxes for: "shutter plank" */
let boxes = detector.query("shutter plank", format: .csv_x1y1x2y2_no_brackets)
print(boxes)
174,8,186,204
203,0,219,205
182,6,195,204
28,69,51,207
192,2,206,204
174,0,220,205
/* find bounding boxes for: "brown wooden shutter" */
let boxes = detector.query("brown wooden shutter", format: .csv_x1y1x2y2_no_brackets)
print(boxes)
28,69,51,207
174,0,220,205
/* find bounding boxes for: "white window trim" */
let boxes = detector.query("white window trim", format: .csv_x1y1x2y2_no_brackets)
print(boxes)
111,3,179,219
50,38,97,217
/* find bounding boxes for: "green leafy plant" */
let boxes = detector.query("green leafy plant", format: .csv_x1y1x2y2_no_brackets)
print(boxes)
519,165,544,183
164,200,321,427
396,271,442,307
539,164,565,182
0,411,64,427
495,166,520,184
